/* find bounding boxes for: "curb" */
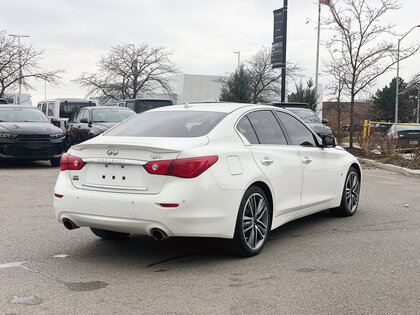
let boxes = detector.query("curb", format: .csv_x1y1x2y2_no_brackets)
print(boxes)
357,157,420,179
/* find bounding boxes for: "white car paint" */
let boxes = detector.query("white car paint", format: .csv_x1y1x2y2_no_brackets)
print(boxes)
53,103,360,241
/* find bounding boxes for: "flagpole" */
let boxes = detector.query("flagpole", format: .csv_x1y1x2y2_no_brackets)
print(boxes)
314,1,321,107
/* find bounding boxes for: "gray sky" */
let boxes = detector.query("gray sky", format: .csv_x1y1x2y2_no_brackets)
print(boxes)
3,0,420,104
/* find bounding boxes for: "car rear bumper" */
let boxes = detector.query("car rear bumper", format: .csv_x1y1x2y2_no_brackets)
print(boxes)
53,170,243,239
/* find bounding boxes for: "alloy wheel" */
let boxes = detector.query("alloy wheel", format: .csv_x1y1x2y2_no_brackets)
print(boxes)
345,171,359,213
242,193,269,250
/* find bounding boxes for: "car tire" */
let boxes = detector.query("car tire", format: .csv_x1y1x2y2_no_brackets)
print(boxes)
90,228,131,240
228,186,271,257
331,166,360,217
50,157,61,167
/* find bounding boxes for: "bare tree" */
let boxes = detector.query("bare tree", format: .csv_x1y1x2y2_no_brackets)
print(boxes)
324,53,351,140
0,30,62,98
246,47,302,104
323,0,420,148
75,43,178,102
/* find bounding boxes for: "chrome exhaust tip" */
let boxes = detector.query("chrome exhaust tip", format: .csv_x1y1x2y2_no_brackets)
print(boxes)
62,218,79,230
151,228,168,241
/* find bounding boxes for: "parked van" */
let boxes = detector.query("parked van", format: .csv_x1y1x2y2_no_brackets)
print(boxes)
111,98,173,113
37,98,99,131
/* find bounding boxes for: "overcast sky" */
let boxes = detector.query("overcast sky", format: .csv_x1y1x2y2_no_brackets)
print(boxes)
3,0,420,104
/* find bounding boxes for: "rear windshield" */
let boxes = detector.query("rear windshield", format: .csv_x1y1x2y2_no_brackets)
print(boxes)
105,111,227,137
395,125,420,131
60,102,96,119
0,107,49,122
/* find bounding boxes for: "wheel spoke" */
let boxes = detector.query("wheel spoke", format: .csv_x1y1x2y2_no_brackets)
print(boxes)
243,224,253,233
256,219,267,230
256,205,267,221
248,228,255,247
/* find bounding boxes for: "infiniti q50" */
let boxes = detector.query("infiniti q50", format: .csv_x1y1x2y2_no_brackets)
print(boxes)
53,103,361,256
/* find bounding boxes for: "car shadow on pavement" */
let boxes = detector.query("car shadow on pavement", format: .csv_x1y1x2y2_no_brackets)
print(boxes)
65,210,339,271
0,160,54,169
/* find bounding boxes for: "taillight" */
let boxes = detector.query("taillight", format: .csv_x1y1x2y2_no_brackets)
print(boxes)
393,131,398,139
143,160,173,175
60,153,86,171
143,156,218,178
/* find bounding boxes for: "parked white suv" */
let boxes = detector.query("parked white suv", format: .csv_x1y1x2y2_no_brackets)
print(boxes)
37,98,99,131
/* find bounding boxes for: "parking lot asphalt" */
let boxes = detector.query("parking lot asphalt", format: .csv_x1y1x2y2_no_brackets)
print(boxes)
0,161,419,314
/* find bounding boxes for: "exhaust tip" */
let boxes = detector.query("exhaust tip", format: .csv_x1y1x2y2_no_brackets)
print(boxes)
151,228,168,241
63,218,79,230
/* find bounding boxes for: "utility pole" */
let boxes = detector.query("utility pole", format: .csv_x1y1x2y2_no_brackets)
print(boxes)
314,1,321,100
394,25,420,123
233,51,240,69
417,89,420,124
8,34,30,105
280,0,288,102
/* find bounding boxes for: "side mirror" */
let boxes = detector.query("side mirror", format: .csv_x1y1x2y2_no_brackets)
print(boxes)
50,118,60,128
321,134,336,148
80,118,90,124
322,118,328,124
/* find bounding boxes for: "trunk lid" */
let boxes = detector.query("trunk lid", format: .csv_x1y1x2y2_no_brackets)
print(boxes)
68,135,209,194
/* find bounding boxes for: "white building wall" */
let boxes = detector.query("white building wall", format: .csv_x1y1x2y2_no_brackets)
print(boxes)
173,74,225,104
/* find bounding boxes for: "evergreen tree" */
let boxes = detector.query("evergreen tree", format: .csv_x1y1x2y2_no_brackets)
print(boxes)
373,77,417,122
288,79,317,110
219,65,252,103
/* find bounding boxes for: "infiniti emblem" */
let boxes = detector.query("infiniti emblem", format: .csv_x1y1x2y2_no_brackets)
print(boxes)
106,148,119,156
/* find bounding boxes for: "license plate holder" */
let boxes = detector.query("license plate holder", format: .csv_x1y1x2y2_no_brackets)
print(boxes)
28,143,42,149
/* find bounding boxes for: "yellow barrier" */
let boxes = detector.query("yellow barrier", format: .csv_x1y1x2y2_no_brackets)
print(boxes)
361,121,420,153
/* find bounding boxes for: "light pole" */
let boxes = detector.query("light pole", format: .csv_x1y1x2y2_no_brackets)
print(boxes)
233,51,240,69
9,34,30,105
394,25,420,123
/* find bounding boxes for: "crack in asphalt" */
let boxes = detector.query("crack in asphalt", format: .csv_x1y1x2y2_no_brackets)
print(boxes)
145,248,221,268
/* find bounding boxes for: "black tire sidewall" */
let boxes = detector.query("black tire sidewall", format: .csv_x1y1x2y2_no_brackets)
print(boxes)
340,166,360,215
233,186,271,257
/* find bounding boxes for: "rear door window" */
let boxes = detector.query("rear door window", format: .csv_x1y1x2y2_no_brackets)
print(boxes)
47,103,55,117
246,111,287,145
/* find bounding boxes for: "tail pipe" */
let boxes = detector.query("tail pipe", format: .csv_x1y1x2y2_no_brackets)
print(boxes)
62,218,79,230
151,228,168,241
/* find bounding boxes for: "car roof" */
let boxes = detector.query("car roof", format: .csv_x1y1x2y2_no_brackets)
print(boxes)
85,106,133,111
149,102,282,114
38,98,96,103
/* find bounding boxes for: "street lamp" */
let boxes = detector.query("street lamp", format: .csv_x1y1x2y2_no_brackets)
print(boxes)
233,51,240,69
9,34,30,105
394,25,420,123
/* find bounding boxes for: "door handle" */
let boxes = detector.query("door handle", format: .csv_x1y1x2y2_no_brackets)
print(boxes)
302,157,312,165
261,158,273,166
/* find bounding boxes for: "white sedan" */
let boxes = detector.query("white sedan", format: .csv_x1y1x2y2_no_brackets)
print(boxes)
53,103,361,256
